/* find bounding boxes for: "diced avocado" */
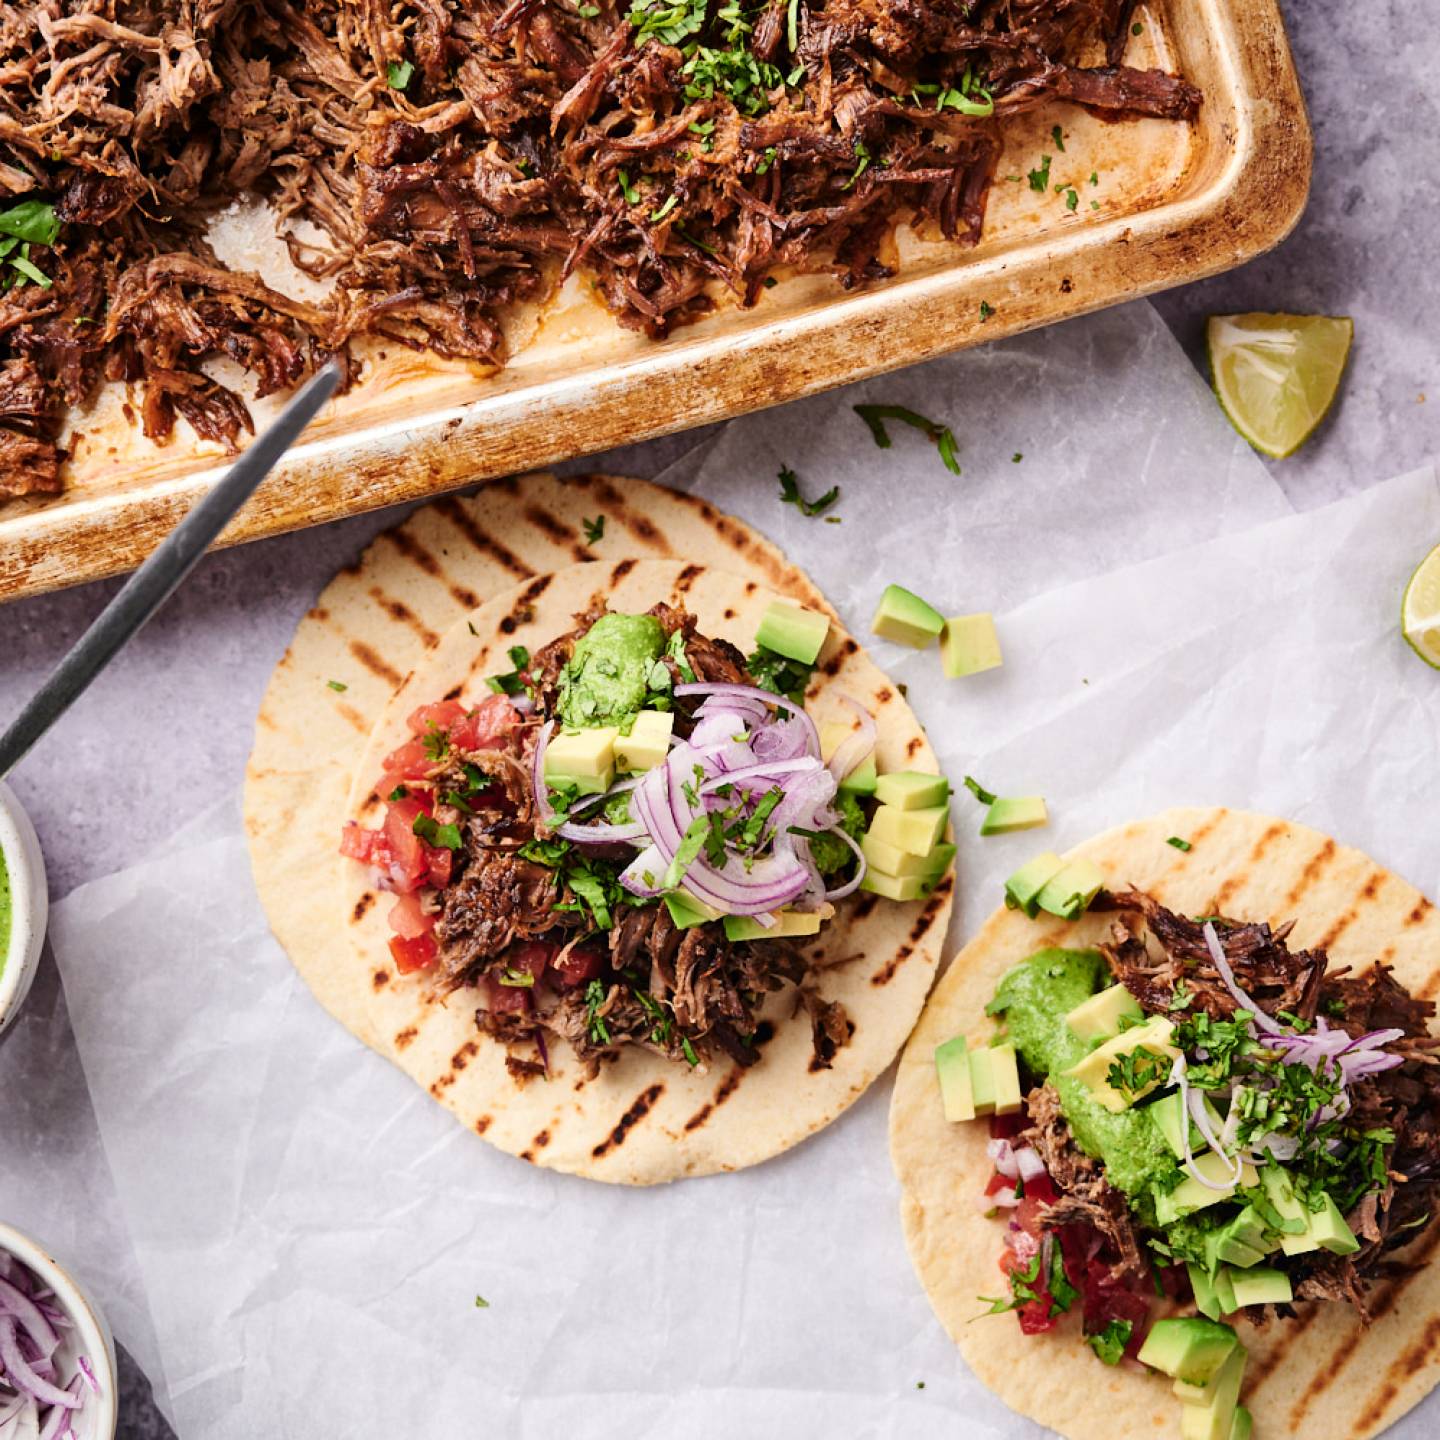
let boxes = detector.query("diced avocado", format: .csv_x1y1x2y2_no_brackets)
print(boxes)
980,795,1048,835
755,601,830,665
545,724,619,793
1154,1153,1261,1225
1136,1317,1239,1384
871,584,945,649
1065,983,1142,1043
1212,1267,1238,1315
614,708,674,773
862,833,955,879
859,869,924,902
1150,1089,1224,1160
1228,1265,1293,1308
1259,1164,1310,1237
874,770,950,811
663,891,721,930
868,803,948,857
1188,1263,1222,1322
1179,1343,1246,1440
969,1046,997,1115
819,721,877,795
935,1036,975,1122
1035,858,1107,920
1209,1207,1274,1267
1063,1016,1178,1113
1004,851,1066,917
1311,1192,1360,1255
722,909,824,942
940,612,1003,678
1229,1406,1253,1440
989,1042,1022,1116
1209,1237,1267,1272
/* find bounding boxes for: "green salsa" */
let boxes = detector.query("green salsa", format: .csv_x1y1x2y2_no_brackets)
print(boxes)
0,845,11,980
558,613,667,728
988,947,1178,1197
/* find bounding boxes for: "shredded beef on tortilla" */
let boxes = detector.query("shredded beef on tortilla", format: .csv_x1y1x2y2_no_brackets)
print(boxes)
3,0,1199,494
414,603,851,1075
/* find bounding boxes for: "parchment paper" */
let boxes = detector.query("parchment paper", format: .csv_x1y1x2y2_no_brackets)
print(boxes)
47,451,1440,1436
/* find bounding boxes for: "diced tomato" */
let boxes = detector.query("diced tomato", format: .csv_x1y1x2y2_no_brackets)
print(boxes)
425,846,453,888
509,941,555,983
453,694,519,751
551,942,605,989
388,892,436,940
338,823,388,866
989,1112,1026,1141
382,798,430,892
389,932,437,974
984,1171,1012,1197
1021,1172,1058,1205
407,700,469,737
380,737,436,785
999,1248,1058,1335
482,941,554,1014
485,974,534,1013
1014,1193,1051,1239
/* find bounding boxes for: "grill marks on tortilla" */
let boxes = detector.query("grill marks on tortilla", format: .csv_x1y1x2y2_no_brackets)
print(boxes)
434,498,535,582
1315,869,1388,950
1210,821,1287,909
1287,1222,1440,1427
592,1083,664,1158
871,875,954,985
347,639,404,688
498,573,553,634
683,1067,745,1131
1355,1313,1440,1433
1285,837,1337,906
352,891,375,923
367,585,440,648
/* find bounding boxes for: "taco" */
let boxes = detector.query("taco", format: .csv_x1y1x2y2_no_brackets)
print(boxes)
264,555,954,1183
890,808,1440,1440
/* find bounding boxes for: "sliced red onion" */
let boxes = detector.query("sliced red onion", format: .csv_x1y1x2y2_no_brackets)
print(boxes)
556,817,648,844
697,758,820,794
986,1138,1018,1179
1184,1073,1242,1189
620,846,667,898
826,695,877,784
509,694,536,715
751,718,812,763
821,824,868,901
0,1278,58,1361
531,720,556,827
0,1319,79,1411
1249,1132,1300,1162
675,682,820,754
1015,1146,1047,1184
1202,922,1284,1036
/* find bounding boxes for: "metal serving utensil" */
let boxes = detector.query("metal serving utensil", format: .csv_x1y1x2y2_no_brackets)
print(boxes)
0,360,342,781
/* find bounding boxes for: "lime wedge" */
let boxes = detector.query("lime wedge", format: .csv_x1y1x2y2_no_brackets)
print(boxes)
1403,542,1440,670
1206,313,1353,458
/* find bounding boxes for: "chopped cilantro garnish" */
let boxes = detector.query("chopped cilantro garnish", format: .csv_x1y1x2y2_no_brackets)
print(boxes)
577,2,599,12
979,300,994,321
777,464,839,517
663,814,711,889
649,194,678,223
1051,125,1066,152
680,1035,700,1067
474,1295,490,1309
0,200,61,248
617,169,641,205
421,724,451,761
519,836,572,867
1166,836,1193,851
1048,1243,1077,1314
386,59,414,90
412,814,462,849
497,967,536,987
1105,1045,1168,1099
1063,187,1079,211
486,644,531,696
853,404,960,476
628,0,706,46
755,146,778,175
327,679,348,692
585,979,612,1044
1132,20,1143,34
388,785,409,801
962,775,997,806
1027,155,1052,192
583,514,605,544
747,643,814,705
1089,170,1099,186
1012,452,1023,463
1086,1318,1132,1365
841,139,872,191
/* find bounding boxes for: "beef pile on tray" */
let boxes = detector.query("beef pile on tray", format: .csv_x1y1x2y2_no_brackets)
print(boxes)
1,0,1199,495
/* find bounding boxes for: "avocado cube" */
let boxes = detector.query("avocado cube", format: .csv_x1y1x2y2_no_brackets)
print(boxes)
545,724,619,793
1004,851,1067,917
969,1047,998,1115
1212,1267,1238,1315
989,1042,1022,1116
1311,1192,1361,1255
1136,1317,1239,1384
980,795,1048,835
1035,858,1107,920
1228,1266,1293,1309
868,803,948,856
862,833,955,880
1260,1165,1310,1237
859,869,925,902
819,722,877,795
872,584,945,649
1065,983,1143,1043
1149,1088,1224,1160
1179,1343,1246,1440
755,600,830,665
1229,1406,1253,1440
935,1036,975,1122
1187,1263,1222,1322
663,891,721,930
874,770,950,811
940,612,1002,678
614,709,674,773
722,909,825,942
1154,1152,1261,1225
1063,1016,1178,1113
1212,1207,1274,1267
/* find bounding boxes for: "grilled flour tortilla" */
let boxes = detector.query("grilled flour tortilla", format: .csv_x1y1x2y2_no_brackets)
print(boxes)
890,808,1440,1440
259,556,951,1184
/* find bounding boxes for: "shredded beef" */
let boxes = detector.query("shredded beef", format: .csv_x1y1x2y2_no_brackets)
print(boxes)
3,0,1199,494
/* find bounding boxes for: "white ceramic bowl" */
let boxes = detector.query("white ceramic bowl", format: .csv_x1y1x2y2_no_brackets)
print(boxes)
0,782,46,1042
0,1223,118,1440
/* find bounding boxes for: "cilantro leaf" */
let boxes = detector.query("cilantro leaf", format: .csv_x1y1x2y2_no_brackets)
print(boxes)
1028,154,1052,192
963,775,997,806
386,59,414,90
1086,1318,1132,1365
583,515,605,545
412,814,462,850
777,464,839,517
853,404,960,476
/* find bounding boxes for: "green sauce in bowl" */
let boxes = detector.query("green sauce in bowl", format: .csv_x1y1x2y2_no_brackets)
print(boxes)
0,844,10,981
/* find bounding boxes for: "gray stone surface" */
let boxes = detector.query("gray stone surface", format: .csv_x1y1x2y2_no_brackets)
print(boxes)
1,0,1433,1434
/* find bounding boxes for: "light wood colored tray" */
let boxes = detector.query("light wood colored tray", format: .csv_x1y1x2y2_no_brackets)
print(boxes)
0,0,1309,603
